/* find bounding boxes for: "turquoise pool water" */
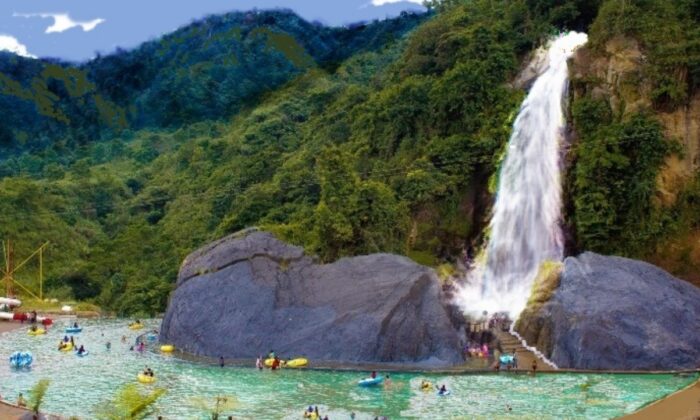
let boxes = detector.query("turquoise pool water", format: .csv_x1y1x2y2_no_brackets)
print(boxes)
0,319,696,419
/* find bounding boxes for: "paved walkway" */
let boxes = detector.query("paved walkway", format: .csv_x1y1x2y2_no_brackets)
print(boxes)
0,401,28,420
622,378,700,420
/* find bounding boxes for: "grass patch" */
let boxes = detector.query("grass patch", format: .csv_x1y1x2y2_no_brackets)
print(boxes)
18,299,101,314
406,250,438,267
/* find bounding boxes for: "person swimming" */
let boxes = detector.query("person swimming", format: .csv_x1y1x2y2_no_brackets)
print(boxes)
438,384,448,395
77,345,86,355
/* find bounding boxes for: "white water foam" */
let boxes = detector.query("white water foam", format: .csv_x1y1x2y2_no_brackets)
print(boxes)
456,32,588,320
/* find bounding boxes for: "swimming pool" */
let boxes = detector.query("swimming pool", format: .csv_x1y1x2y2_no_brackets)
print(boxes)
1,319,696,419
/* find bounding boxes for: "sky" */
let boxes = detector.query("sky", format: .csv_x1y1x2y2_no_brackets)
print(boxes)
0,0,426,62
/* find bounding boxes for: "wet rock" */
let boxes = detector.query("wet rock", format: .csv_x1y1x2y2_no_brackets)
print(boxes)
160,230,463,366
516,252,700,370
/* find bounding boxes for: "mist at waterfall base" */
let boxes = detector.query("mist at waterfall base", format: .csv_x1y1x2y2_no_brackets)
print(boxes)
455,32,588,320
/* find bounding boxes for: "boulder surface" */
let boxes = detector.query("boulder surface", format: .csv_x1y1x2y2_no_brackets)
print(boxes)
160,230,463,366
515,252,700,370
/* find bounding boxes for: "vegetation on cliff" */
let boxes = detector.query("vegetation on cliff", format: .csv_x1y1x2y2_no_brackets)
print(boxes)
0,0,698,314
567,0,700,283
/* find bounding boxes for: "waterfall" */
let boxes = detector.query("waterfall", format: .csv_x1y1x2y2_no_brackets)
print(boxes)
457,32,588,319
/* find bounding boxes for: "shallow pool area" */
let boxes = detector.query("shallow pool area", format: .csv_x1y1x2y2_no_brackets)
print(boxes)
1,318,696,419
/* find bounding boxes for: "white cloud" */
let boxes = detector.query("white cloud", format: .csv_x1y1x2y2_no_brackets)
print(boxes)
0,34,36,58
372,0,424,5
14,13,105,34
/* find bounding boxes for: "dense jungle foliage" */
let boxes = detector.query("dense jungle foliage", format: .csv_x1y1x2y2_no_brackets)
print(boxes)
1,0,698,314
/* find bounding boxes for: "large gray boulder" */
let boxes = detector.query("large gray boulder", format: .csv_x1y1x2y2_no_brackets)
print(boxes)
160,230,463,366
515,252,700,370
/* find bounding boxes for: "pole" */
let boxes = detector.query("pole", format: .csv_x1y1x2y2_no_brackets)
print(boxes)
7,240,13,298
2,240,7,297
39,246,43,301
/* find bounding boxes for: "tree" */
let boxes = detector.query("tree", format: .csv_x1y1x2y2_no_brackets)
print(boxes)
27,379,50,420
96,384,166,420
190,395,238,420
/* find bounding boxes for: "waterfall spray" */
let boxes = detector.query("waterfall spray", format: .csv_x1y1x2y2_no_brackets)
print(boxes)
457,32,588,320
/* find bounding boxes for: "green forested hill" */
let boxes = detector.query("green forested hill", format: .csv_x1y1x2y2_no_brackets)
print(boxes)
0,9,426,156
1,1,698,315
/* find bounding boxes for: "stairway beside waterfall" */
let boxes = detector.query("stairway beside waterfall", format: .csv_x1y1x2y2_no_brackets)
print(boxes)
493,328,553,372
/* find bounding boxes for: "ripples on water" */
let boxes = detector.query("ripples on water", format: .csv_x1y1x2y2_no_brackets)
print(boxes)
0,319,695,419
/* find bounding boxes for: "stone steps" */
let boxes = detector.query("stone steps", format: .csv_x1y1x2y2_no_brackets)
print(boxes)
493,328,552,371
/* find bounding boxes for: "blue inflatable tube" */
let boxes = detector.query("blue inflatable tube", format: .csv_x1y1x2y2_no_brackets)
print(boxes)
437,390,451,396
500,355,514,364
358,377,383,387
9,351,33,368
66,327,82,333
75,350,89,357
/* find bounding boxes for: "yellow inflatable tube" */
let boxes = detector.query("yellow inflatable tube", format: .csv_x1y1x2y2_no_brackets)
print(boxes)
28,329,46,336
59,342,74,352
137,373,156,384
286,358,308,368
160,345,174,353
128,323,144,330
265,357,307,368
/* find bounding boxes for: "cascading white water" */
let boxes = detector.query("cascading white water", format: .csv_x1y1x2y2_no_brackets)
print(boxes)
457,32,588,319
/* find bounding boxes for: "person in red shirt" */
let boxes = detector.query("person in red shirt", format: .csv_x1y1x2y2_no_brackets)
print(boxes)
271,356,281,370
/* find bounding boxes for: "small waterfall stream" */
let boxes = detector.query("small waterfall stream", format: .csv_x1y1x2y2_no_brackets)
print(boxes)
457,32,588,319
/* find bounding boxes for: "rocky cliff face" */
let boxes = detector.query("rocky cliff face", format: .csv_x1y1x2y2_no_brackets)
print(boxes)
515,252,700,370
570,36,700,199
160,230,464,366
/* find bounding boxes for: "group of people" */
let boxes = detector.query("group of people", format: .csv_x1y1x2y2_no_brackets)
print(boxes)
256,350,282,370
419,379,448,395
56,326,87,354
464,343,490,359
302,405,329,420
129,337,146,352
142,366,155,377
57,335,75,350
